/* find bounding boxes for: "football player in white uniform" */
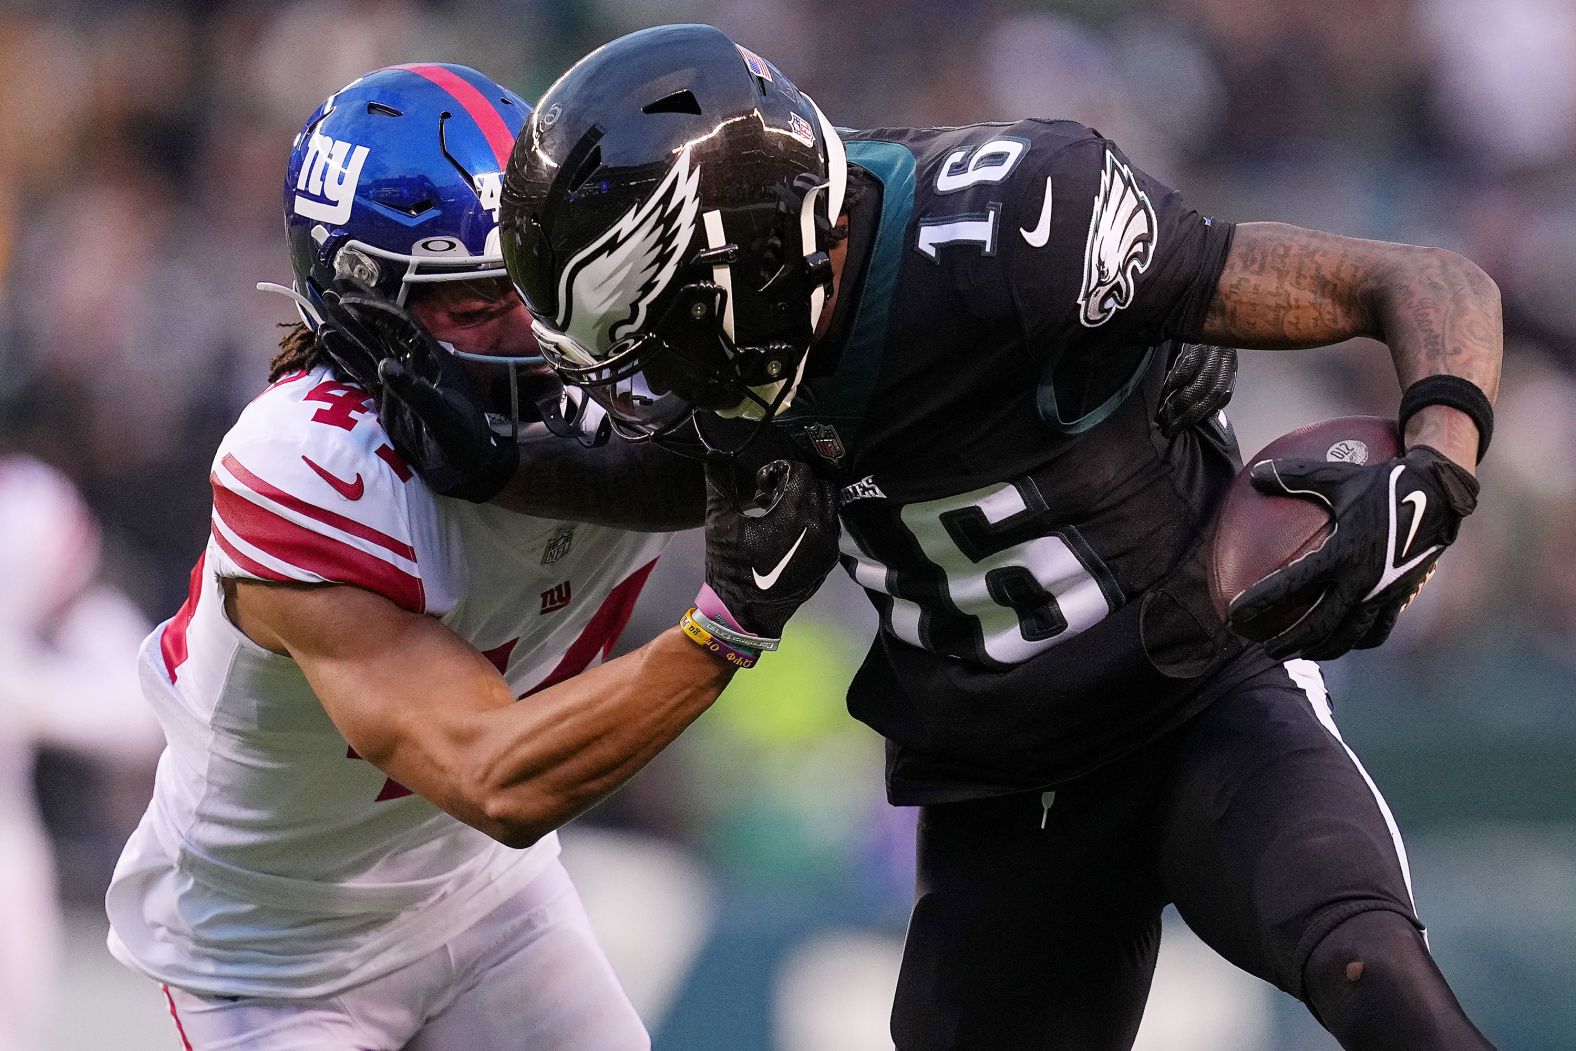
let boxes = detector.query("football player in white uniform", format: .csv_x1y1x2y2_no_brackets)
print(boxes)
105,64,842,1050
0,454,160,1050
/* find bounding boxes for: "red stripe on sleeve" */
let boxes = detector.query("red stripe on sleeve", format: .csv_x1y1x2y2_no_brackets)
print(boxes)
210,519,294,584
220,454,415,561
394,64,516,169
160,552,207,683
523,559,658,697
212,485,425,613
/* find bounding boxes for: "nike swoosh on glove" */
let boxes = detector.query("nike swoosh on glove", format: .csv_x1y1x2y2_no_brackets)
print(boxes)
1158,342,1238,438
1228,444,1479,660
696,459,842,645
317,281,518,503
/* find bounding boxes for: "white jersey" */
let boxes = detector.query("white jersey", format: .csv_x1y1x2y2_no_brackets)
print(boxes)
106,367,673,999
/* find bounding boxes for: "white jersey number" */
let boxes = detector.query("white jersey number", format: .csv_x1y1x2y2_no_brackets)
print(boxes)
916,136,1029,261
843,478,1119,667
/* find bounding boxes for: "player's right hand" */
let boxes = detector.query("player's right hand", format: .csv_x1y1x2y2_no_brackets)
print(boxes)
695,459,841,648
316,280,519,503
1228,445,1478,659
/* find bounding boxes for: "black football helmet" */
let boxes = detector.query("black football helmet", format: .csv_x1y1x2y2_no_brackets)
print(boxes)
499,24,847,445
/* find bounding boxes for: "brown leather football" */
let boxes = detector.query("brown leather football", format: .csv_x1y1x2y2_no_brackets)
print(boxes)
1209,415,1402,639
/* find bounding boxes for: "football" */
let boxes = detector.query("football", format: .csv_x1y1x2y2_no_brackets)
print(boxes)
1208,415,1402,640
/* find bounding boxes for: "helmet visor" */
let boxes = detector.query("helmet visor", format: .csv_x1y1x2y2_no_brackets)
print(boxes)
338,238,510,307
581,374,697,440
531,293,748,441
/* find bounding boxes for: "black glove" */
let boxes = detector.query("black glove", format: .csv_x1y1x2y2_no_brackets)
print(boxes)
315,282,518,502
313,280,388,391
1228,445,1479,660
1158,342,1238,437
695,459,841,646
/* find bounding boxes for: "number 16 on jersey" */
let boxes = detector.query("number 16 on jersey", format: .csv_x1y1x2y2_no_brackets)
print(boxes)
841,477,1121,667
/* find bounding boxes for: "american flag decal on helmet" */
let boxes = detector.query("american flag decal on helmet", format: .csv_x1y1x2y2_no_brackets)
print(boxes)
736,45,773,82
788,112,815,147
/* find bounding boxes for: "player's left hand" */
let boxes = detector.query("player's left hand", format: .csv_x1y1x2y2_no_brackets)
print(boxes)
696,458,841,649
1157,342,1238,437
316,282,519,503
1228,445,1479,660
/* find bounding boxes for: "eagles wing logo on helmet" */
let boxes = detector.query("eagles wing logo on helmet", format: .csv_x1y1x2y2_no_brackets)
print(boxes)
1077,149,1157,328
551,146,703,362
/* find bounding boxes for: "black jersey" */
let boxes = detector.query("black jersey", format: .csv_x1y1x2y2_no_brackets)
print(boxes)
759,119,1277,803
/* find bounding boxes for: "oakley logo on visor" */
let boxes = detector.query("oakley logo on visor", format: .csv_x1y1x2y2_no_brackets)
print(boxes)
294,132,370,225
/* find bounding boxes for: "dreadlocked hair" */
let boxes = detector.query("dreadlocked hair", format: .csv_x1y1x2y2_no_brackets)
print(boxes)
269,322,327,382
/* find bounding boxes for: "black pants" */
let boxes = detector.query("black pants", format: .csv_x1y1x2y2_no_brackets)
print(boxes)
891,660,1422,1051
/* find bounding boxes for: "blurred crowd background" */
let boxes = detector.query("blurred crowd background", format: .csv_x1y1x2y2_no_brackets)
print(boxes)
2,0,1573,1048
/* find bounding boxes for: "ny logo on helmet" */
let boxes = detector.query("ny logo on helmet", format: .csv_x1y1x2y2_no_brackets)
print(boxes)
294,131,370,225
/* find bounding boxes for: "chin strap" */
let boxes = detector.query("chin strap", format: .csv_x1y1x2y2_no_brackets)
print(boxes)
725,94,846,420
538,385,612,447
715,349,814,421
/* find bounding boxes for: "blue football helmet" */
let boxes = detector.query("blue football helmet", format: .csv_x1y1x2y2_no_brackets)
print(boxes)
263,64,604,441
280,63,527,313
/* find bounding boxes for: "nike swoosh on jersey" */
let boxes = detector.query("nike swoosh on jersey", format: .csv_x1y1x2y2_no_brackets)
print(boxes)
1020,176,1054,247
301,456,366,501
753,528,808,590
1399,490,1426,559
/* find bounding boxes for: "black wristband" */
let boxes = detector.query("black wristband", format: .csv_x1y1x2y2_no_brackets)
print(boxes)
1398,375,1493,463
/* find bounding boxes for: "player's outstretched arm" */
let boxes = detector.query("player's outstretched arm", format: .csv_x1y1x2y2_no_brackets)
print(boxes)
226,459,838,848
231,578,731,847
491,436,705,530
1200,221,1501,471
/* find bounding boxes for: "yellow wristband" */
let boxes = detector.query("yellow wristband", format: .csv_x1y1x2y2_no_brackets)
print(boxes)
679,607,759,670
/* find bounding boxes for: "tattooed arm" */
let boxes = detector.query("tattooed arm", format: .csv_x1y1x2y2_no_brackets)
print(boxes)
1200,222,1502,473
490,437,705,530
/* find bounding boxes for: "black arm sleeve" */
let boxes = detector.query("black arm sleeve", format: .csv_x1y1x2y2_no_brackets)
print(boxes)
492,437,705,531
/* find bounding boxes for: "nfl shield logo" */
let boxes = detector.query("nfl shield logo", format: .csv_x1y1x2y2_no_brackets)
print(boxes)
805,423,846,466
541,527,574,565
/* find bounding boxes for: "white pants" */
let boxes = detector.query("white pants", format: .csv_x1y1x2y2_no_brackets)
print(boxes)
160,861,649,1050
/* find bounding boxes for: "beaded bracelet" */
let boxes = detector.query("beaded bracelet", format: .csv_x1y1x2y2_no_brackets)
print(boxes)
679,608,761,670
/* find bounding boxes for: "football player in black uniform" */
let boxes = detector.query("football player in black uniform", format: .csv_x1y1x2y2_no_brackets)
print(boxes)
497,24,1501,1051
